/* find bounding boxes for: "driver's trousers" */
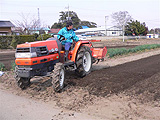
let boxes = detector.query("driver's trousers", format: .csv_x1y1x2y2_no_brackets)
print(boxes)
65,42,72,61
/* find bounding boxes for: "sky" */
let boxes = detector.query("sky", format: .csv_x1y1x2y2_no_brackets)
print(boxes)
0,0,160,30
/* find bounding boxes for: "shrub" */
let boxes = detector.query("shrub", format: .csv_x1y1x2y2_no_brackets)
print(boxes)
0,36,12,49
0,35,35,49
37,34,52,41
12,35,35,48
11,61,16,71
0,62,5,71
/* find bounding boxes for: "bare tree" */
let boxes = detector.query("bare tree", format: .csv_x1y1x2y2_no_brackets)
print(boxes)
111,11,132,42
111,11,132,28
14,13,40,35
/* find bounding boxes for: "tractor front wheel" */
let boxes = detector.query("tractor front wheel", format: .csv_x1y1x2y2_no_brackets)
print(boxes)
15,66,31,89
52,63,65,92
75,46,92,77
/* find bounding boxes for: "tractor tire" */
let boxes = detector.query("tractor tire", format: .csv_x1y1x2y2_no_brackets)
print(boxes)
52,63,65,92
14,66,31,89
75,46,93,77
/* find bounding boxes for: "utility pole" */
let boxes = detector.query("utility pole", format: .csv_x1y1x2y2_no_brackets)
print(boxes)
37,8,40,28
105,16,109,36
123,24,125,42
122,16,125,42
68,4,69,20
65,5,70,21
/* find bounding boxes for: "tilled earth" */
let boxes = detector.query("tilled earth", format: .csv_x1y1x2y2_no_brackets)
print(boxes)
0,51,15,70
1,54,160,107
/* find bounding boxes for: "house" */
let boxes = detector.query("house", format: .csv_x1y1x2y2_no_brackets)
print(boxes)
12,27,23,35
0,20,15,35
75,26,122,36
48,29,61,35
146,34,159,38
29,27,50,35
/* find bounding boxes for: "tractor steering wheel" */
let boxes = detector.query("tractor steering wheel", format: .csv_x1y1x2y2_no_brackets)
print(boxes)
57,34,66,41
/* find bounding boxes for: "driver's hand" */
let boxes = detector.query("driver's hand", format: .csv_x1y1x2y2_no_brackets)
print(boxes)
73,41,76,44
61,37,65,40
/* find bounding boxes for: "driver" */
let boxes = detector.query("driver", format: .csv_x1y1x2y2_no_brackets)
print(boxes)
57,21,79,61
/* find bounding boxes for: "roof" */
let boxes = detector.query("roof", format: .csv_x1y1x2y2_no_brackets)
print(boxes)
29,27,50,31
0,21,15,27
75,26,122,33
48,29,61,33
81,26,89,29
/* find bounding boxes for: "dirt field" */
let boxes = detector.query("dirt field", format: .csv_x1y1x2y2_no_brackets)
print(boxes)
0,39,160,120
0,38,160,70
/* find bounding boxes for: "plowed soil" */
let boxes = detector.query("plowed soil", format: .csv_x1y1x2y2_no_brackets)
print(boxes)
66,54,160,99
0,51,15,70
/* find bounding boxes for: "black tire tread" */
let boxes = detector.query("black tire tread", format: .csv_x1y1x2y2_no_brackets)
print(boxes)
51,63,64,92
75,46,93,77
15,66,31,89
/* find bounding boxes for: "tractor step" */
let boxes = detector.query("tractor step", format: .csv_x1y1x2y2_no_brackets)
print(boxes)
63,61,74,67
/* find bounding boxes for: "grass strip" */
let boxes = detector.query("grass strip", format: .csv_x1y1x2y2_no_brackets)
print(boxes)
107,44,160,58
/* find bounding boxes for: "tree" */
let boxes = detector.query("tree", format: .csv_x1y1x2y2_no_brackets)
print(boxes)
51,22,63,29
14,13,40,35
125,20,148,36
111,11,132,42
51,11,80,29
51,11,97,29
149,28,160,34
155,28,160,34
111,11,132,28
80,21,97,28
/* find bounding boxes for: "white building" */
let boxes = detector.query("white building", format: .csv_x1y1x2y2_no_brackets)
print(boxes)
75,26,122,36
146,34,159,38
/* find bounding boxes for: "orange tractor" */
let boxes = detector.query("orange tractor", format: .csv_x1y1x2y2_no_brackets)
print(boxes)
15,36,107,92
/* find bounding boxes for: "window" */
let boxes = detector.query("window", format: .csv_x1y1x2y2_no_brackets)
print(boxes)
112,32,116,34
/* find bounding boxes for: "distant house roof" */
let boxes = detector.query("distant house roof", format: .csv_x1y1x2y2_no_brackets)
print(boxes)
81,26,89,29
0,21,15,27
29,27,50,31
12,27,23,32
75,26,122,33
49,29,61,34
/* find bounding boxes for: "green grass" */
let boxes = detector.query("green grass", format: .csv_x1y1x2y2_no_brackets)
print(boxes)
107,44,160,58
0,62,6,71
11,61,16,71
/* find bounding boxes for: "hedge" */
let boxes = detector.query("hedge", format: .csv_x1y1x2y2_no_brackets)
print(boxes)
37,34,52,41
0,35,35,49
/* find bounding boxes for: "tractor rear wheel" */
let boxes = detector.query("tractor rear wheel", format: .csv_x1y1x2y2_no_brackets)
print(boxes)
52,63,65,92
15,66,31,89
75,46,92,77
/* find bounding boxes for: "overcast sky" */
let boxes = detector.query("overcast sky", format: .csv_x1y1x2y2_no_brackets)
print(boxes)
0,0,159,29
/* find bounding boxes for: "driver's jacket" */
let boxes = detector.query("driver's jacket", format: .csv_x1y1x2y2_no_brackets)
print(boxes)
57,27,79,45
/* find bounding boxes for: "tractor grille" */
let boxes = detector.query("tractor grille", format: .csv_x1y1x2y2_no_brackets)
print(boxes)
16,48,30,53
36,46,49,56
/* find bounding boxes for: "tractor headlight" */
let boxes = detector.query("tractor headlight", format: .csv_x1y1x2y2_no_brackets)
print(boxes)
15,52,37,58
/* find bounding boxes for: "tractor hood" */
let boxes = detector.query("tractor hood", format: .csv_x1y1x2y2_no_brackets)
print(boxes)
17,40,58,52
16,38,62,54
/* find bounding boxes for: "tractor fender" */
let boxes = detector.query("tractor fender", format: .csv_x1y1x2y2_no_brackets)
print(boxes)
71,41,90,62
